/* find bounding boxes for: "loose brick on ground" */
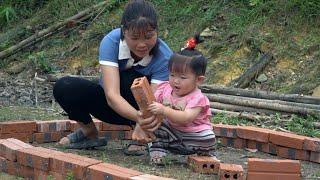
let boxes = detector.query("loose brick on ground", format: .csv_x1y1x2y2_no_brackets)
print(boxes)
187,155,220,174
219,163,244,180
277,146,310,161
247,158,301,173
269,131,306,149
247,172,301,180
303,137,320,152
236,126,270,142
0,121,37,133
87,162,142,180
213,124,238,138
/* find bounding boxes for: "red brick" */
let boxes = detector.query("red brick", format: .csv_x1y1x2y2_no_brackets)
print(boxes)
276,146,310,161
187,155,220,174
0,132,33,142
247,158,301,173
246,140,277,155
6,138,33,148
34,169,50,180
247,172,301,180
33,132,65,143
48,171,65,180
16,147,51,171
102,122,132,131
220,137,246,149
98,131,130,140
219,163,244,180
86,162,142,180
0,121,37,133
0,139,33,161
131,76,155,118
236,126,270,142
213,124,238,138
14,163,34,179
303,137,320,152
130,174,175,180
50,151,102,179
269,131,306,149
310,152,320,163
36,120,71,132
0,156,16,175
70,119,102,131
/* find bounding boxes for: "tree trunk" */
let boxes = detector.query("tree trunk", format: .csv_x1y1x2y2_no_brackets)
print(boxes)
230,53,273,88
200,84,320,105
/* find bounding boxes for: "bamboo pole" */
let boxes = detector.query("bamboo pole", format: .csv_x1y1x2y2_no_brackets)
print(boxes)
210,102,286,115
206,93,320,116
200,84,320,105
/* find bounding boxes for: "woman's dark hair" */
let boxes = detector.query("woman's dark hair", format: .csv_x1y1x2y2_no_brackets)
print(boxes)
120,0,159,54
169,34,207,76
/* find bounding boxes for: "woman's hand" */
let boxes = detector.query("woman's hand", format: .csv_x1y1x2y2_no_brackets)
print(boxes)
136,111,162,132
148,101,165,115
132,124,156,143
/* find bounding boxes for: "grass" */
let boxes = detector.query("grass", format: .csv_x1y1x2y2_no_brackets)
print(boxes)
212,113,320,138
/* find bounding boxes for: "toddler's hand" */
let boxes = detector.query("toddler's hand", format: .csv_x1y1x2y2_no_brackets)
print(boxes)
148,102,165,115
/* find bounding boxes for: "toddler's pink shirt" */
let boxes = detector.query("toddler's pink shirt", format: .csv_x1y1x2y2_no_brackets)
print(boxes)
154,82,212,132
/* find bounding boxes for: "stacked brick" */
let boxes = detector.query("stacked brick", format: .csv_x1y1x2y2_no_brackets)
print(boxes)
0,138,175,179
214,124,320,163
0,119,133,144
187,155,244,179
247,158,301,180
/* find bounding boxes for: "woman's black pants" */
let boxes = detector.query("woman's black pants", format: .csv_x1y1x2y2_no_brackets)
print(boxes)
53,69,148,126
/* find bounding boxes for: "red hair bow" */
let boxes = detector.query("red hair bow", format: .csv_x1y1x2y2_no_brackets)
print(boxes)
184,37,197,50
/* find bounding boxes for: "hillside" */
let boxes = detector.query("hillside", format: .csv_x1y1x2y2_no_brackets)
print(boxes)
0,0,319,131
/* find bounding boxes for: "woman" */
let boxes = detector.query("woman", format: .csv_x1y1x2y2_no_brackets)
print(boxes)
53,0,172,154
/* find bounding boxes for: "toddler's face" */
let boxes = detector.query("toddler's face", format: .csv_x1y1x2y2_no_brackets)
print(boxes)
124,27,157,59
169,68,198,97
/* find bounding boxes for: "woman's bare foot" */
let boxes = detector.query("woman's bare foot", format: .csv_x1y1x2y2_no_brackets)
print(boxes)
58,136,70,145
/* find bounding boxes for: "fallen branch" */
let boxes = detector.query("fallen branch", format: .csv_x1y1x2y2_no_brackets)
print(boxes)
200,84,320,105
230,53,273,88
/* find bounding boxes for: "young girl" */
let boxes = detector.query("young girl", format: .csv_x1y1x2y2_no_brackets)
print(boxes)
148,35,216,164
53,0,172,152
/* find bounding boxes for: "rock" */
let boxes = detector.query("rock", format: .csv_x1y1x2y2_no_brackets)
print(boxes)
256,73,268,83
312,85,320,97
200,27,215,37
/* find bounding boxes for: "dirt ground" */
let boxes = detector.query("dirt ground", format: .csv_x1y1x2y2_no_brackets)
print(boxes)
0,140,319,179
